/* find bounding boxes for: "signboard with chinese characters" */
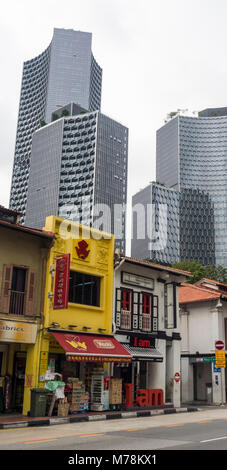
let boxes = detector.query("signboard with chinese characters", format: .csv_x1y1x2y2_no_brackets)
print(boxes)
53,254,70,309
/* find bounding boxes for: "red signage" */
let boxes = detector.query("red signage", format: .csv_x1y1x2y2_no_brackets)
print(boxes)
130,335,155,348
174,372,181,383
51,332,132,363
133,336,151,348
53,254,70,309
215,340,225,350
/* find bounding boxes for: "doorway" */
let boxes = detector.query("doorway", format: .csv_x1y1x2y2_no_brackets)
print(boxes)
12,352,26,411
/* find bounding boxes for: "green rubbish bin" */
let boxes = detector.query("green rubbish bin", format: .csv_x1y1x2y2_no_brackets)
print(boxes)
30,388,49,417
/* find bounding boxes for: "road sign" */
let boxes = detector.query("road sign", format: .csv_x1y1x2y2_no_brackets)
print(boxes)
215,350,226,368
213,363,221,373
203,357,215,363
174,372,181,383
215,340,225,350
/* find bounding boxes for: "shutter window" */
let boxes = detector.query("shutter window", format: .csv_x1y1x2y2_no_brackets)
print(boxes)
24,269,36,316
115,288,122,327
0,265,13,313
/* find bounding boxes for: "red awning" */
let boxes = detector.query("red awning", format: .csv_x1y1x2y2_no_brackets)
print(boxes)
51,331,132,363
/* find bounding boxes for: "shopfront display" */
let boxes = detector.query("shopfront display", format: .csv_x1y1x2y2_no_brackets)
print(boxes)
113,333,164,408
37,331,132,414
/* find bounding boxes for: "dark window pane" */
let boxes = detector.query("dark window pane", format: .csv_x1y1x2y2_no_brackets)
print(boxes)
69,271,100,307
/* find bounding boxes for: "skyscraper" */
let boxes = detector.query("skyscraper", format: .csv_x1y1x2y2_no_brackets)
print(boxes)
131,108,223,266
10,28,102,223
131,182,180,264
25,104,128,253
156,110,227,267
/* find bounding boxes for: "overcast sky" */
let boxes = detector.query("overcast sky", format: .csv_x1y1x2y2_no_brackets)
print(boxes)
1,0,227,253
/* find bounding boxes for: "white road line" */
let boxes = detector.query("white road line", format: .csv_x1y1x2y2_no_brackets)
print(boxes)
201,436,227,443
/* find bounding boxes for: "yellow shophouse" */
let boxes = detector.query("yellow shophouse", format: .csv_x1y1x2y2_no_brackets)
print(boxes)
37,216,130,414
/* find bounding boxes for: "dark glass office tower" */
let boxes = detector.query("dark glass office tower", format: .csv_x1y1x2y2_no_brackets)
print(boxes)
131,182,215,266
10,28,102,223
25,104,128,253
156,110,227,267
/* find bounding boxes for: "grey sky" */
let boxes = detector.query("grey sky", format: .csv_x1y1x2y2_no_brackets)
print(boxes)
1,0,227,253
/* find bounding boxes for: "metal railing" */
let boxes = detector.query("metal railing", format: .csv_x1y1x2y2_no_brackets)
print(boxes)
9,290,25,315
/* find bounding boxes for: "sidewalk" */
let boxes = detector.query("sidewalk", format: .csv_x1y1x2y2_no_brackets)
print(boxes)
0,404,201,429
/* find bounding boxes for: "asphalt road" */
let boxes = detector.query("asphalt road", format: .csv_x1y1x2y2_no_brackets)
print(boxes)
1,408,227,452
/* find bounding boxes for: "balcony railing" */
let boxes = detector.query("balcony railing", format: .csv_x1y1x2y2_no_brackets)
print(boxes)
118,311,152,332
120,310,131,329
9,290,25,315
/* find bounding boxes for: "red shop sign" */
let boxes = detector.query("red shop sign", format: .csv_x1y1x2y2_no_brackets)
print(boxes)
53,254,70,309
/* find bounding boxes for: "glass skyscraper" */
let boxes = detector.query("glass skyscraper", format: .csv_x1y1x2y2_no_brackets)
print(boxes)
25,104,128,253
10,28,102,223
156,109,227,267
132,109,223,266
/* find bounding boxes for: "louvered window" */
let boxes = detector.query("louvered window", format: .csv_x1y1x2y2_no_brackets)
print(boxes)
0,265,36,316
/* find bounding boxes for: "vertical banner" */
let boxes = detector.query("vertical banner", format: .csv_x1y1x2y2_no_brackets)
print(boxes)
53,254,70,309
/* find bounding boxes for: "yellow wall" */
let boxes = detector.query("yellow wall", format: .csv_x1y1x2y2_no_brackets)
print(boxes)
43,216,115,335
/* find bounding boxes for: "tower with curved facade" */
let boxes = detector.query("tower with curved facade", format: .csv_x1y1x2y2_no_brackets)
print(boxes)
25,103,128,254
9,28,102,223
156,109,227,267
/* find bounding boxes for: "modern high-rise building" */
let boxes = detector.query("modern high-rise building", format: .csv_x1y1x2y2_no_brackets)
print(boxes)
154,108,227,267
131,182,215,266
10,28,102,223
25,104,128,253
131,183,180,264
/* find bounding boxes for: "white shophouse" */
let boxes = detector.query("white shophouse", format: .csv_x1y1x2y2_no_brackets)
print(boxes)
179,279,227,405
113,254,191,408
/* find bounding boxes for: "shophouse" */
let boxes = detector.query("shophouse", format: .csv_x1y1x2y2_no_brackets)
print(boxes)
0,206,54,415
113,254,191,408
36,216,131,415
179,279,227,405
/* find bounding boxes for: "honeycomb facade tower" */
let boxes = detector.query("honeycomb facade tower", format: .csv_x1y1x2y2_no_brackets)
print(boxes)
25,104,128,254
10,28,102,222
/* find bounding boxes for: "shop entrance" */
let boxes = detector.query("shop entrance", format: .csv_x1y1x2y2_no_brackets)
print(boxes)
12,352,26,411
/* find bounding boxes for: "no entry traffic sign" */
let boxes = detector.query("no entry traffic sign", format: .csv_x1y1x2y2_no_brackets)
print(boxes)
215,340,225,350
174,372,181,383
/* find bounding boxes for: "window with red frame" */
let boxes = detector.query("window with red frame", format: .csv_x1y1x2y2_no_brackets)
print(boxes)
120,289,132,329
142,293,152,331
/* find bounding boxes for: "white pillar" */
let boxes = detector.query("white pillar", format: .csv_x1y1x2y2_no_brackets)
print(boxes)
172,340,181,407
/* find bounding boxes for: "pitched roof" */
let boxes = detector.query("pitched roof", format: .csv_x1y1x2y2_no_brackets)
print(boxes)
195,278,227,293
179,282,222,304
0,218,54,242
118,255,192,277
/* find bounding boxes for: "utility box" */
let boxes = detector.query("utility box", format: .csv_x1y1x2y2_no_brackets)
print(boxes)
30,388,49,417
206,383,212,404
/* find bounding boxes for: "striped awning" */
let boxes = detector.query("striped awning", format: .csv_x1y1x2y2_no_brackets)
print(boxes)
122,344,163,362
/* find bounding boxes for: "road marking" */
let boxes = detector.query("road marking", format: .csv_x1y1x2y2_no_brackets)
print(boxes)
73,433,105,438
196,420,212,424
201,436,227,443
162,424,184,427
125,427,148,432
16,438,58,444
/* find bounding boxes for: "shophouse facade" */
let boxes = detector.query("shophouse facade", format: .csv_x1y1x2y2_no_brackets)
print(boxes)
113,255,191,408
35,216,131,416
179,279,227,405
0,206,54,415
